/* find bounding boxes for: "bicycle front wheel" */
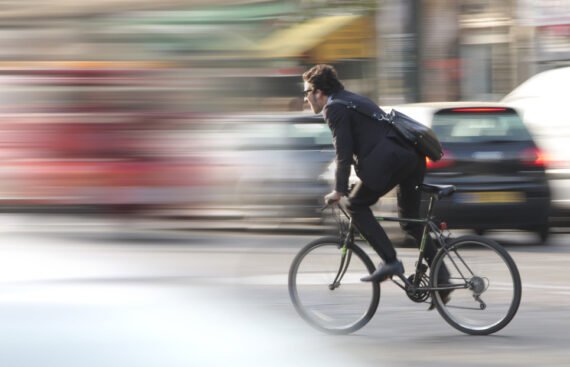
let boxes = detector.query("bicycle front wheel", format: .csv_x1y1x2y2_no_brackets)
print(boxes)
288,236,380,334
431,235,522,335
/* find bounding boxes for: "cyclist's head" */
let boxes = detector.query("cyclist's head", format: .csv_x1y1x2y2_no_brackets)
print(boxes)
302,64,344,114
302,64,344,96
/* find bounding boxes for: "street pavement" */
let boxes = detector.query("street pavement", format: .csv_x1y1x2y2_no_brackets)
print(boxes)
0,214,568,367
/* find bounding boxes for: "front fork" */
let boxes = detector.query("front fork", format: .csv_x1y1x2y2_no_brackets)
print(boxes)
328,222,355,290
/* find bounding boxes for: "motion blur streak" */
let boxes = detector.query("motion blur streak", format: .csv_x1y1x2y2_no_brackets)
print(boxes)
0,1,567,226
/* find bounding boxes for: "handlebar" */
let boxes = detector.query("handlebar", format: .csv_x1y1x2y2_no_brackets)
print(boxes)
321,201,350,219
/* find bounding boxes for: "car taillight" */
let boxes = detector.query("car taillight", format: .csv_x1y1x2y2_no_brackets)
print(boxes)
520,147,548,168
426,150,454,170
451,108,507,113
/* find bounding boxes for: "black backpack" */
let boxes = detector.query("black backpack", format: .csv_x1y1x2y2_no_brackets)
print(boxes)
328,99,444,162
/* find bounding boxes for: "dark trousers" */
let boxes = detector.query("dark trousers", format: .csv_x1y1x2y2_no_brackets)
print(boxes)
346,155,448,280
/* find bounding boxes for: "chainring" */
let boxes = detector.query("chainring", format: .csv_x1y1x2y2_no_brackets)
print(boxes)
406,273,431,303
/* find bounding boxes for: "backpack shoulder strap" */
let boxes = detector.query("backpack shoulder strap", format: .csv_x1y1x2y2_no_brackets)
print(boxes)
327,98,390,123
326,98,356,111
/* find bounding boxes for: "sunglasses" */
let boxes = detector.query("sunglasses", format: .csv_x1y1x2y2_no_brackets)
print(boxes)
303,88,314,97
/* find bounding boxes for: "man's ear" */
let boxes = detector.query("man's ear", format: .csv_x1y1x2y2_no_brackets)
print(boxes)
315,89,325,101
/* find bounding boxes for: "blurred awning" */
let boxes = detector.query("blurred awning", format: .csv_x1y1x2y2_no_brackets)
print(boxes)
253,15,375,62
0,0,270,20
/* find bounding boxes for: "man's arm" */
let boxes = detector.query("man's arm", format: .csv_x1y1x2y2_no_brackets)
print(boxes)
325,103,353,196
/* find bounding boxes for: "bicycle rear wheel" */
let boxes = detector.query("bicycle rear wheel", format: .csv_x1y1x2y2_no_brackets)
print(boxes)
431,235,522,335
288,236,380,334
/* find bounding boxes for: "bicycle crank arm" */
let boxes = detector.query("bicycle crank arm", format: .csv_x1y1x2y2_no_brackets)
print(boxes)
392,273,414,291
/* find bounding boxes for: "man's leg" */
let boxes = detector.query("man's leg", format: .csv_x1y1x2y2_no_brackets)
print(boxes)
397,157,450,281
346,182,397,262
397,157,453,308
347,182,406,282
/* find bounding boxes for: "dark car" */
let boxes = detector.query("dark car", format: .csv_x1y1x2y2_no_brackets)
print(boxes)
394,103,551,241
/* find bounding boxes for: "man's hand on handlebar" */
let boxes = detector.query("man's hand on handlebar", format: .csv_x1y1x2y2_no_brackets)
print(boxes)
324,190,343,205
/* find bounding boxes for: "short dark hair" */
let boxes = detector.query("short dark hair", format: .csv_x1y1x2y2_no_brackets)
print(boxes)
302,64,344,96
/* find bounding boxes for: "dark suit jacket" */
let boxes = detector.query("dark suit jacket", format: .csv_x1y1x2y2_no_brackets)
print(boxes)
323,89,419,194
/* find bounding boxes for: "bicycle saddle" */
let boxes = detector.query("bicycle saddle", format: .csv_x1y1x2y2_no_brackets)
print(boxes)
420,184,456,198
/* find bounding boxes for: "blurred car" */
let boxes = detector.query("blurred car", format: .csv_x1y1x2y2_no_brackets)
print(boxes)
322,102,551,241
202,112,335,223
501,67,570,225
0,62,201,214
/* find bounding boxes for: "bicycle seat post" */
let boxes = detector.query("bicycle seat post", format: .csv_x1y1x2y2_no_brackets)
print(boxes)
413,191,438,279
424,192,438,220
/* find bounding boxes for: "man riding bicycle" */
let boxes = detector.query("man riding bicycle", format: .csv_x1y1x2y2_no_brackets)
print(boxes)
302,64,451,305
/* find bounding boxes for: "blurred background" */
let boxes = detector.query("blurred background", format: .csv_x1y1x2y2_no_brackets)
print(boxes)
0,0,568,232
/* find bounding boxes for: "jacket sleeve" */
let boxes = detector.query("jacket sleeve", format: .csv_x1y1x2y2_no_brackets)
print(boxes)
325,103,353,195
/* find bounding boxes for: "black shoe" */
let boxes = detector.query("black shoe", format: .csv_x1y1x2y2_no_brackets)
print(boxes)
361,260,404,283
428,288,454,311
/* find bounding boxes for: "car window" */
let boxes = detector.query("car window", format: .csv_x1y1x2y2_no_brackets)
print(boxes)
287,123,333,147
228,122,332,149
236,123,289,148
432,111,532,143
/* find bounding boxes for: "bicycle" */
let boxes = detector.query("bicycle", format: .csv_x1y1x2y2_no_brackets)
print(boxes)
288,183,522,335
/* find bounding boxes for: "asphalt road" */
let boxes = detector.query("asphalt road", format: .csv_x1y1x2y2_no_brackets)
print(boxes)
0,214,568,367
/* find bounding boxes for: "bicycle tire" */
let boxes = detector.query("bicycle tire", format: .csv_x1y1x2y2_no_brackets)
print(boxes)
288,236,380,334
430,235,522,335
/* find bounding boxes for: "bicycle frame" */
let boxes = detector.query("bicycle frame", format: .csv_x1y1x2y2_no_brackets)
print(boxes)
291,182,521,335
330,193,468,295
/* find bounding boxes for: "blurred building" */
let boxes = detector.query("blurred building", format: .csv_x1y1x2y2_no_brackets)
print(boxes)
379,0,570,103
0,0,568,107
0,0,567,220
517,0,570,72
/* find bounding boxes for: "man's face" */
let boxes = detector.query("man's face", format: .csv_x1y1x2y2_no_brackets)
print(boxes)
304,81,326,114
